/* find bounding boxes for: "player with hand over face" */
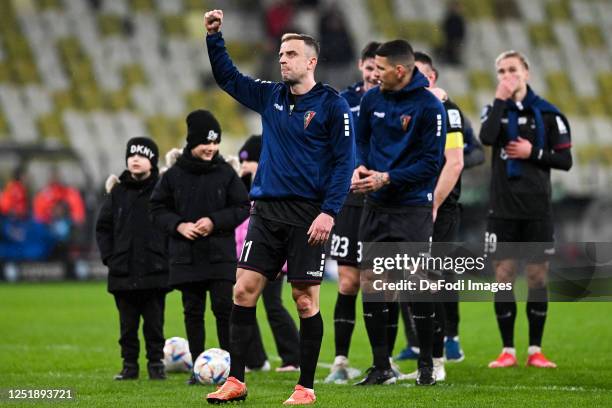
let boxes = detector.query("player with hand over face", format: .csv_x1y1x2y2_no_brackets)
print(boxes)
479,51,572,369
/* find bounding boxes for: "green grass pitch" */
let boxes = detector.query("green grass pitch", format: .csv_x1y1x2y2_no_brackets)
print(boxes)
1,281,611,407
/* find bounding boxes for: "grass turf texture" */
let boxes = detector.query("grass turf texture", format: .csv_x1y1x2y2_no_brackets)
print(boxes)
1,281,611,407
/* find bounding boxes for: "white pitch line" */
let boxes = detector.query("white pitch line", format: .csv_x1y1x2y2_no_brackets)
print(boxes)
313,380,611,393
437,383,611,393
0,344,106,352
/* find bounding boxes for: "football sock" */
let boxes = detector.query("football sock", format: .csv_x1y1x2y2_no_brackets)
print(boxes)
527,345,541,355
400,302,419,348
503,347,516,356
412,301,434,369
228,304,257,382
363,301,390,369
298,312,323,389
441,273,460,338
527,287,548,347
494,290,516,348
432,302,446,359
386,301,399,356
334,293,357,357
443,300,460,338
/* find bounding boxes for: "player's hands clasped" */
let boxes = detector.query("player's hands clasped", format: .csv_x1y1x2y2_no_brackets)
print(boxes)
351,169,390,194
351,165,370,185
204,9,223,34
307,213,334,246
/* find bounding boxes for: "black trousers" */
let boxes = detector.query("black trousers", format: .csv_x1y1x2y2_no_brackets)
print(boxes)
246,276,300,367
177,280,233,363
113,289,166,365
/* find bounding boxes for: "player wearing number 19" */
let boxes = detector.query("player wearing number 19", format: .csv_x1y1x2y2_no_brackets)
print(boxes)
480,50,572,369
204,9,355,405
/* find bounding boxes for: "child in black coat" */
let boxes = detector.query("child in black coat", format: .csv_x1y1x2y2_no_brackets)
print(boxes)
96,137,169,381
150,110,250,384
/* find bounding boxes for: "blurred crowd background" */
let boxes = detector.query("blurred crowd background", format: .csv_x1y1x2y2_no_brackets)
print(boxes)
0,0,610,278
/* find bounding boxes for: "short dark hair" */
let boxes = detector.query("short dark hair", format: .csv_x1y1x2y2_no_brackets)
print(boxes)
281,33,320,57
375,39,415,66
414,51,433,67
360,41,381,61
414,51,438,80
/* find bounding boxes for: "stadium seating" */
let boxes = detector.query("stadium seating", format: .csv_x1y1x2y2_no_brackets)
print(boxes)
0,0,609,196
0,0,261,186
363,0,612,196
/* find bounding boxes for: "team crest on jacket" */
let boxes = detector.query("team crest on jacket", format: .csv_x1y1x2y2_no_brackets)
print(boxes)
304,111,316,129
400,115,412,132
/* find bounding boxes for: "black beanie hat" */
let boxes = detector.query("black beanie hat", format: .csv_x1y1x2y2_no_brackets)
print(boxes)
238,135,262,163
186,109,222,149
125,137,159,169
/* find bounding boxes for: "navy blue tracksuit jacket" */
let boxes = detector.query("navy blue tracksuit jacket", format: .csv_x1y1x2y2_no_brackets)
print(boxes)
356,69,447,206
207,32,355,217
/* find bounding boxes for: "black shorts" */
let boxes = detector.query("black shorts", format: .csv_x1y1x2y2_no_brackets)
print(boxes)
359,202,434,300
433,206,461,280
433,206,460,243
359,201,433,243
329,205,363,266
485,217,554,262
237,214,325,283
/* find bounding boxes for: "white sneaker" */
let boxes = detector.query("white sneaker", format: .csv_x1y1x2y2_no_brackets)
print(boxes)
433,358,446,381
324,356,361,383
325,356,349,384
245,360,270,373
345,366,361,379
400,360,445,382
401,368,419,380
389,357,404,378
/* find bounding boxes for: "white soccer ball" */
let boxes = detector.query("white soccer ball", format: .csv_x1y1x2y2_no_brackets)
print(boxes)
193,348,231,385
163,337,193,372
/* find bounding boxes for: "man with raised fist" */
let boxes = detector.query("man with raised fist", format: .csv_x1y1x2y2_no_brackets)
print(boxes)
203,9,354,405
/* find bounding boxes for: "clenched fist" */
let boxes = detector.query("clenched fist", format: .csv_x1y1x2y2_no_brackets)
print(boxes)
204,9,223,34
